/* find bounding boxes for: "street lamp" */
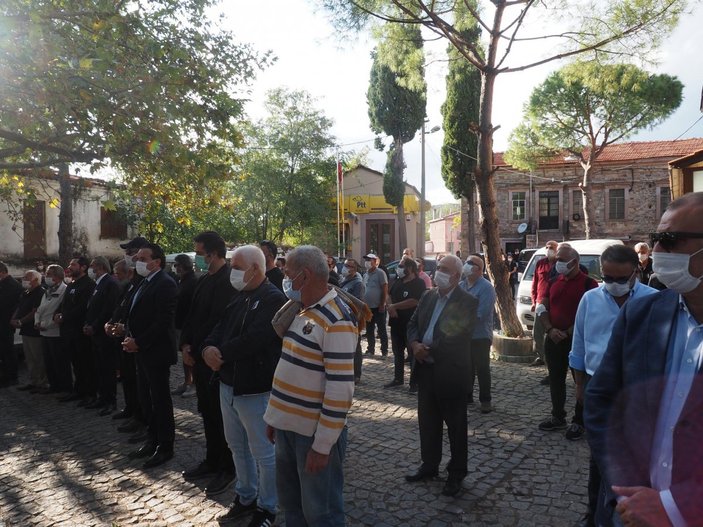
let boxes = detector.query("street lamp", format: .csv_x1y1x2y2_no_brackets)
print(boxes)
420,122,441,257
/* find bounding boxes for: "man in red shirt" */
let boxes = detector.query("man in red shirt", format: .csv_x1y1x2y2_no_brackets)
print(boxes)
530,240,558,368
536,245,597,439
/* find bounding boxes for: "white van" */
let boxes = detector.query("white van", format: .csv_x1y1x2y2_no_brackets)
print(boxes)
515,239,624,330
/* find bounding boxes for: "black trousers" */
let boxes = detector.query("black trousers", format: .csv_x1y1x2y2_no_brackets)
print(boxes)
390,323,411,383
0,330,18,380
353,337,362,380
544,334,581,422
194,361,234,472
469,338,491,403
416,366,468,480
136,356,175,448
366,307,388,355
120,347,142,420
66,333,96,397
583,374,600,525
94,335,119,404
42,336,73,392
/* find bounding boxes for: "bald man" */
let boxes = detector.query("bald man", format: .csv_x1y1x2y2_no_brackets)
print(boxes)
536,246,597,438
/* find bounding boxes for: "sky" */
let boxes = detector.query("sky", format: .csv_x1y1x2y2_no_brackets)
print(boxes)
222,1,703,206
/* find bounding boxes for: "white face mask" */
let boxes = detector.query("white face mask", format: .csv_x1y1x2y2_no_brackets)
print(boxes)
396,267,405,279
364,261,373,270
555,259,574,275
135,261,150,277
341,266,351,278
604,278,633,298
124,254,136,269
463,263,476,277
547,249,556,259
45,277,55,288
87,268,96,281
229,268,250,291
21,280,31,289
434,270,451,289
638,253,649,263
652,248,703,294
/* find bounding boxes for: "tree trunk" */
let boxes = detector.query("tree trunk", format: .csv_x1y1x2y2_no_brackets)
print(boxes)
465,185,476,254
57,163,73,266
580,163,596,239
394,140,408,255
475,70,525,338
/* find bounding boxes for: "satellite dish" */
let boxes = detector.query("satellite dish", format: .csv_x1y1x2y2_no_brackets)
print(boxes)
517,223,528,234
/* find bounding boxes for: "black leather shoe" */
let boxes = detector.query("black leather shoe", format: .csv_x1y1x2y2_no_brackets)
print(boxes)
128,442,157,459
405,468,439,482
58,392,80,402
182,461,217,481
540,375,550,386
118,419,142,434
84,398,104,409
98,403,117,416
77,397,97,408
128,429,149,444
205,471,235,496
383,379,403,388
142,446,174,469
441,478,463,497
112,409,132,420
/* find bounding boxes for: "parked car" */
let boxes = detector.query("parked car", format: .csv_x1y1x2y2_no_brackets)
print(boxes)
515,239,624,330
516,248,536,281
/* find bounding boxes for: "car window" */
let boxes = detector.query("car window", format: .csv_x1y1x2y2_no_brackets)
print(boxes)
523,254,545,281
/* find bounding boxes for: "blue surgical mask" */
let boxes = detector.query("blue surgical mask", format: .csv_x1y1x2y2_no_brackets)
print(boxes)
282,271,304,302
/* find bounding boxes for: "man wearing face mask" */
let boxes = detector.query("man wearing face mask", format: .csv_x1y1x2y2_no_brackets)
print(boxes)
460,255,496,413
35,265,70,395
55,256,96,405
201,245,286,527
179,231,237,494
260,240,284,292
634,242,654,285
568,245,657,527
12,270,47,392
362,253,388,357
405,255,477,497
340,258,365,384
264,245,357,526
82,257,121,415
536,246,597,436
123,243,178,469
171,254,197,398
585,192,703,527
530,240,559,369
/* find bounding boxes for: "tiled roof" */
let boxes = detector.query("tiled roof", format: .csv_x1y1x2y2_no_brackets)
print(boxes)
494,138,703,167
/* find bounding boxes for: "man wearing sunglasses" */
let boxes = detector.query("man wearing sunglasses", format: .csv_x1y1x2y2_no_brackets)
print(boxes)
569,245,657,527
586,191,703,527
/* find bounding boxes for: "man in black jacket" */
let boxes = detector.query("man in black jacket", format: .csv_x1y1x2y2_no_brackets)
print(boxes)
83,257,121,415
203,245,286,527
180,231,237,494
123,243,178,469
55,257,96,405
171,253,197,397
0,262,22,387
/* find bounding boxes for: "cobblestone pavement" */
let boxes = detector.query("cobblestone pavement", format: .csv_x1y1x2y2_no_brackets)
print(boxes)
1,343,589,527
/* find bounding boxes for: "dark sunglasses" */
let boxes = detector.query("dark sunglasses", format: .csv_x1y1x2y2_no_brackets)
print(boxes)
649,232,703,250
602,271,635,284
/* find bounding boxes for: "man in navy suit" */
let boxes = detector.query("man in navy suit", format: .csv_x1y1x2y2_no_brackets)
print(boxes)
586,191,703,527
405,255,477,497
123,243,178,469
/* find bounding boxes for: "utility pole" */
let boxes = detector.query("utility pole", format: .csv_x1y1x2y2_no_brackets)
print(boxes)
420,122,440,257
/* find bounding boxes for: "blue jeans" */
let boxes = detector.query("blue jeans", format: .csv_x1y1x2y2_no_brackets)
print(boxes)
220,385,277,514
275,427,348,527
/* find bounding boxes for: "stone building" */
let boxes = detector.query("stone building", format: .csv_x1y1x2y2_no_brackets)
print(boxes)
473,138,703,253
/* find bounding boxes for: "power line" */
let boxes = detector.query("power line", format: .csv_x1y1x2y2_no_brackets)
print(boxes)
674,115,703,141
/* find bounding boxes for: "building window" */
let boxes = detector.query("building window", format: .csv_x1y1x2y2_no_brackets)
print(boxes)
100,207,128,239
659,187,671,216
608,189,625,220
572,190,583,220
538,191,560,230
511,191,526,221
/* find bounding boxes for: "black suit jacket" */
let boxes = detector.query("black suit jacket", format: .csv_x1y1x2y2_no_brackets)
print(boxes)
585,289,703,525
0,276,22,333
85,274,120,337
57,274,95,337
126,270,178,366
407,287,477,399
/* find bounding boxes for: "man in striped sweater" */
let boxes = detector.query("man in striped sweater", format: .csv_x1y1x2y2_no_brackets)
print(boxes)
264,245,357,526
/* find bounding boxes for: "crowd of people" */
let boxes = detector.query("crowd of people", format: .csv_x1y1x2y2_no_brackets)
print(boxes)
0,191,702,527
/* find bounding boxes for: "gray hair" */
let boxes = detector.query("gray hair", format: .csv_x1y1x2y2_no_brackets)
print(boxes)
113,259,128,273
92,256,111,273
233,245,266,270
634,242,650,253
46,264,64,281
442,254,463,277
287,245,328,280
24,270,41,282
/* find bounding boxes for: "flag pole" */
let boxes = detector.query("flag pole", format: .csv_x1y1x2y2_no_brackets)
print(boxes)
341,162,346,258
336,157,341,258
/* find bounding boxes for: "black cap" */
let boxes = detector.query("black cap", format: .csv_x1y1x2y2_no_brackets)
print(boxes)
119,236,149,250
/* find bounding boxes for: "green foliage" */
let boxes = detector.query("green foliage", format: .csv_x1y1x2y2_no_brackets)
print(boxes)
440,4,481,200
505,61,684,168
383,141,405,207
373,23,426,92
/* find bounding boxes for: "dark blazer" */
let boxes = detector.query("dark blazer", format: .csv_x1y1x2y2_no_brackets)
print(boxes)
85,274,120,337
407,286,477,399
0,276,23,333
126,269,178,366
57,274,95,336
585,289,703,525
